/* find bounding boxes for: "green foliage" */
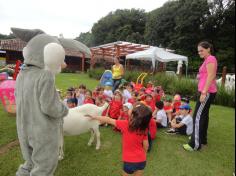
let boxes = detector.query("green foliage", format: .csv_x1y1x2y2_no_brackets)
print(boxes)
89,68,235,107
214,86,235,107
75,32,94,47
0,33,15,40
83,9,147,45
87,68,104,80
61,68,76,73
76,0,235,72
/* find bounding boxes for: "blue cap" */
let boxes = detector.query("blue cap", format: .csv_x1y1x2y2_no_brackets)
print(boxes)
179,104,191,110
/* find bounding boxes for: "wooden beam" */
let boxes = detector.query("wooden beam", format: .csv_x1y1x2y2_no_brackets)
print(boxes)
81,53,85,72
90,50,95,69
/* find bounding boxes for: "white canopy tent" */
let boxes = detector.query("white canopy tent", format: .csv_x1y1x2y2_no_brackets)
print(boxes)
125,47,188,76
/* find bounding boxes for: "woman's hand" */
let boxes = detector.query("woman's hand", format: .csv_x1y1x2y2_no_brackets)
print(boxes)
200,93,207,103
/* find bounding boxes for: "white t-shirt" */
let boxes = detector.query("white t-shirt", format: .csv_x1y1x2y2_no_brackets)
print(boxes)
156,109,168,127
104,90,113,98
77,94,85,106
181,114,193,135
123,89,132,103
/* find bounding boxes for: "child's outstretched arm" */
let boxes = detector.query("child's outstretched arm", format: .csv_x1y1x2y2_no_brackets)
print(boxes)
143,140,149,153
85,115,116,126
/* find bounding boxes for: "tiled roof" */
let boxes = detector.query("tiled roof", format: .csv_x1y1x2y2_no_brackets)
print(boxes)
0,38,85,58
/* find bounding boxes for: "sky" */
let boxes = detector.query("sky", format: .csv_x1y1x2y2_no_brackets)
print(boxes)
0,0,168,38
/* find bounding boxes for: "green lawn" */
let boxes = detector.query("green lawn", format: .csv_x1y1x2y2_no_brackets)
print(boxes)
0,73,235,176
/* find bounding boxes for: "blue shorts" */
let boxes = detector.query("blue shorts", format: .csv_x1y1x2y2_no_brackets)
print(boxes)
123,161,146,174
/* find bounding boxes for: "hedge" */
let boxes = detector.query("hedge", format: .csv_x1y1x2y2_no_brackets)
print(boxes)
87,68,235,107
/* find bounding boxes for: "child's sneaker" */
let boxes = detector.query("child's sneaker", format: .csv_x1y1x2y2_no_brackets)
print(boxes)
183,144,194,152
165,128,176,134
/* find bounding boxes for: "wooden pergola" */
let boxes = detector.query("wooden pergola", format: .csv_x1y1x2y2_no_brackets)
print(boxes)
90,41,151,68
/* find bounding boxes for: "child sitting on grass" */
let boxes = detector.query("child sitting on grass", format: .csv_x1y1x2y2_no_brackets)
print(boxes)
172,94,182,117
128,92,138,105
166,104,193,136
83,90,95,104
163,96,173,126
153,101,168,128
107,90,123,119
118,103,133,121
86,102,152,176
76,84,86,106
123,83,134,103
66,98,77,108
144,94,156,112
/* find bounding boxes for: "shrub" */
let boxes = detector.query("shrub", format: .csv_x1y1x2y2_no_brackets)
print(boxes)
214,86,235,107
87,68,235,107
61,68,76,73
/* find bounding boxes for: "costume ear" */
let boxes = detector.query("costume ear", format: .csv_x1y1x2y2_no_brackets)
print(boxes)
11,27,45,42
58,38,91,57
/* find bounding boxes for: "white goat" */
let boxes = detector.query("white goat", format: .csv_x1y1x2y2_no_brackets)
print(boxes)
59,102,109,160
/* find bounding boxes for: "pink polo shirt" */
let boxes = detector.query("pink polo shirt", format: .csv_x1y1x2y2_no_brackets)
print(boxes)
198,55,217,93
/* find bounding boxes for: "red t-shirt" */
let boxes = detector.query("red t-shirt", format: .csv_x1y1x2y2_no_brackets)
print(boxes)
149,118,157,140
109,100,122,119
164,105,172,112
119,111,129,120
128,98,136,105
115,120,148,162
155,94,161,102
84,98,94,104
173,101,181,112
145,100,156,112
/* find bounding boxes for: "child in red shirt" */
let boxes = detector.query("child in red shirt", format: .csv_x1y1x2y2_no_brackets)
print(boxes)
137,88,146,101
86,103,152,176
118,103,133,121
172,94,182,117
128,92,138,105
163,96,173,125
107,90,123,119
144,94,156,112
83,90,95,104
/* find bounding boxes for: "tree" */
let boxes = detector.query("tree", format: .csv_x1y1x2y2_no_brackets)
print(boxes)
0,33,15,39
75,32,94,47
91,9,147,45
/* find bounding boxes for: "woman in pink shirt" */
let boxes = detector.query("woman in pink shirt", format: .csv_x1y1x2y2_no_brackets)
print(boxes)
183,41,217,152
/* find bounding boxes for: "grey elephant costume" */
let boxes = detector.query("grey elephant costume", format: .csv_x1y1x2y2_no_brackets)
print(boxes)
12,27,91,176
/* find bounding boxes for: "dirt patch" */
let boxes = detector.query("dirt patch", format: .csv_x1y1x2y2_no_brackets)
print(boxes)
0,139,19,156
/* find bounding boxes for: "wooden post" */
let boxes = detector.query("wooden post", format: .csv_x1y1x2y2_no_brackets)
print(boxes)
222,66,227,87
81,53,85,72
116,45,120,59
90,50,94,69
127,59,130,71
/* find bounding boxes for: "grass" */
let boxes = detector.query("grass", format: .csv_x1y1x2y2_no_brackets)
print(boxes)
0,73,235,176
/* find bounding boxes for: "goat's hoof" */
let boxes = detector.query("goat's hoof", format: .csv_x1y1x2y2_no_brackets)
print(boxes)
88,143,92,146
96,147,100,150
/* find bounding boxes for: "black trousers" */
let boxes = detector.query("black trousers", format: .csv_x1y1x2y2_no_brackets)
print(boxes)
188,92,216,150
112,79,121,92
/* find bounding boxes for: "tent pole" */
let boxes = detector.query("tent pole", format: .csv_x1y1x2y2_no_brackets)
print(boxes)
185,62,188,77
